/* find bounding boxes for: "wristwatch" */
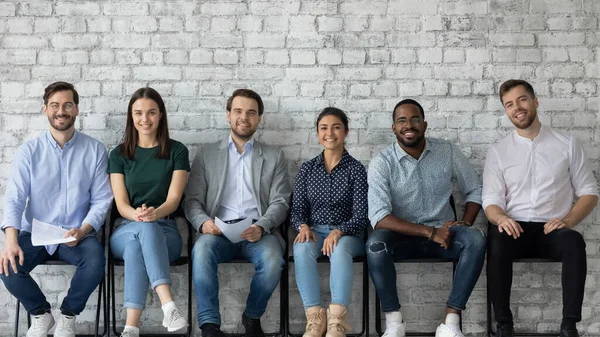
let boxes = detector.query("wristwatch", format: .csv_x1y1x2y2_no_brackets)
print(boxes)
456,221,472,226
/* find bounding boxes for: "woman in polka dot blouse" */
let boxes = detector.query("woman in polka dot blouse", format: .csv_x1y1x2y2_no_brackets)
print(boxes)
291,107,369,337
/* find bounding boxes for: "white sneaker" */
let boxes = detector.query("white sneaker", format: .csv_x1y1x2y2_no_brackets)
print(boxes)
120,329,140,337
382,311,406,337
162,307,188,332
54,314,76,337
435,323,465,337
26,312,55,337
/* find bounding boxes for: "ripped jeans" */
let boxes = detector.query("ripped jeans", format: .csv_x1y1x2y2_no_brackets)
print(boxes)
366,226,486,312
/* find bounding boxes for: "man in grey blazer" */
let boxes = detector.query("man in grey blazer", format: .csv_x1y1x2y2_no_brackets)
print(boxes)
184,89,291,337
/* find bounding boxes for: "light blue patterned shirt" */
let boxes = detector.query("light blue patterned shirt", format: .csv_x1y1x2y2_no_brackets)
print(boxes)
2,131,113,254
368,138,482,228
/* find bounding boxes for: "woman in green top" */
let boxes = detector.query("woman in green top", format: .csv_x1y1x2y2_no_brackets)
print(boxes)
108,87,190,337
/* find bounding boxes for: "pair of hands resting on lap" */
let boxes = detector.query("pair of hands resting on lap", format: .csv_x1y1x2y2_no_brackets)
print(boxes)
294,224,343,257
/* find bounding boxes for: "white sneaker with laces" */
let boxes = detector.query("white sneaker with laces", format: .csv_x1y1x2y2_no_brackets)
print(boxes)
26,312,55,337
54,314,76,337
382,311,406,337
162,307,189,332
435,323,465,337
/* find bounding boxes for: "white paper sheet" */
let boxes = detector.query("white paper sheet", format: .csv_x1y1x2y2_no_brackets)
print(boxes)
214,217,253,243
31,218,76,246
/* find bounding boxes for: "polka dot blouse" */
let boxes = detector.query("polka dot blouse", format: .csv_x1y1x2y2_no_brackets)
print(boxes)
291,150,369,235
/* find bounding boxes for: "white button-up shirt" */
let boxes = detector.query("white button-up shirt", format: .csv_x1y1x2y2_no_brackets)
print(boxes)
216,135,260,221
482,125,598,222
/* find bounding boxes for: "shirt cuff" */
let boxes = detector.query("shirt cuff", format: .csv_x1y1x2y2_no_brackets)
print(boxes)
369,210,391,229
482,198,506,211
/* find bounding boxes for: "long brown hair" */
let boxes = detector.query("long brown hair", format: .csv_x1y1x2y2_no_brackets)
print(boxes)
120,87,170,160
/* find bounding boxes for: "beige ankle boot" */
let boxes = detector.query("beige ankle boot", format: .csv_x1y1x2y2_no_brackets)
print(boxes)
326,304,351,337
303,306,326,337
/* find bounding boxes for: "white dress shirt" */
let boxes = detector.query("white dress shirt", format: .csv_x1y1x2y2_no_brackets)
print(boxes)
482,125,598,222
216,135,260,221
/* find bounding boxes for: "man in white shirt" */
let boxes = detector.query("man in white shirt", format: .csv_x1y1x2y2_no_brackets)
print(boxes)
482,79,598,337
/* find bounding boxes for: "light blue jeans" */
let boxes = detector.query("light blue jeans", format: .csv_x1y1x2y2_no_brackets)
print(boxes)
293,225,365,310
110,219,182,309
192,233,285,327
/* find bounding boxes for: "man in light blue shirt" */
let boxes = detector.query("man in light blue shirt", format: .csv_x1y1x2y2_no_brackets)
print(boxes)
184,89,290,337
0,82,112,337
366,99,485,337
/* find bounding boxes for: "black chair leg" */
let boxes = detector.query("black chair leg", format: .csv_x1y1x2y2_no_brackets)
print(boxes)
15,300,21,337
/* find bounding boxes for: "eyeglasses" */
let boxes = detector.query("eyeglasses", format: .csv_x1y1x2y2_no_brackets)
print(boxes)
395,116,423,126
47,102,75,113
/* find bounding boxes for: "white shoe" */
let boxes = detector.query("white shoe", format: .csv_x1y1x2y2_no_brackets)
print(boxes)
54,314,76,337
162,307,189,332
26,312,55,337
435,323,465,337
120,329,140,337
382,311,406,337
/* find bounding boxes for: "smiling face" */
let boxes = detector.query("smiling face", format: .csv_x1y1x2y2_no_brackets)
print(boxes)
392,103,427,148
131,98,161,139
501,84,539,130
317,114,348,151
43,90,79,132
227,96,262,141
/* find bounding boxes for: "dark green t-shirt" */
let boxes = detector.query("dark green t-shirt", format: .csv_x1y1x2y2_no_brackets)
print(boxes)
108,139,190,209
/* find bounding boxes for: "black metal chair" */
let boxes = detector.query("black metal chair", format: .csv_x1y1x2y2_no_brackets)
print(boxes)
283,226,369,337
486,223,560,337
107,204,192,337
13,229,108,337
373,196,463,336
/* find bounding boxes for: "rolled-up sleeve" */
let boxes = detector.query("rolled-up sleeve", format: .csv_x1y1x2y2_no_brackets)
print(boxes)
2,146,31,231
482,146,507,210
82,144,113,232
451,144,482,205
569,135,598,197
367,155,393,228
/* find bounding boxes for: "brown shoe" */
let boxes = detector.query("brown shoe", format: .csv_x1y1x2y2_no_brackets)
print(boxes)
325,304,350,337
303,306,326,337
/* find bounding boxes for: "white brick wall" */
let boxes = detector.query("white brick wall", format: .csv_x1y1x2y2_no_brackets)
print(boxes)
0,0,599,336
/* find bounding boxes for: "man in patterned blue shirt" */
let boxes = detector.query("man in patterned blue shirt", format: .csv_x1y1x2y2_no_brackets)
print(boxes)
366,99,485,337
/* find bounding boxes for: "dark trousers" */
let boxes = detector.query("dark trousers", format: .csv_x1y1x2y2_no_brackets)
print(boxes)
487,221,587,323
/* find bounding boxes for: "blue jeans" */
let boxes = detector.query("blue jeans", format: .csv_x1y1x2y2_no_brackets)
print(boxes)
367,226,486,311
110,219,182,309
192,233,285,327
0,231,105,315
293,225,364,310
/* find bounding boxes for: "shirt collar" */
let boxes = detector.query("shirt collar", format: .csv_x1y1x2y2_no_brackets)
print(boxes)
393,138,431,161
45,130,79,150
228,134,254,154
513,124,546,144
317,149,350,168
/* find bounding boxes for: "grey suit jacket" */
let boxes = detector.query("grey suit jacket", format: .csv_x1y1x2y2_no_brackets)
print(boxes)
184,138,291,234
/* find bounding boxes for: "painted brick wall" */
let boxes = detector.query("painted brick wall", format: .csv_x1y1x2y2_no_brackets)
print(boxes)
0,0,599,336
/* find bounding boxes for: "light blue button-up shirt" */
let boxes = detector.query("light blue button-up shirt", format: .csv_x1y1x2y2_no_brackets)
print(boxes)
216,135,260,221
368,138,482,228
2,131,113,254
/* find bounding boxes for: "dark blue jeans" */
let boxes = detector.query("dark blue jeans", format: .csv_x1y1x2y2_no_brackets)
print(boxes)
0,231,105,315
366,226,486,311
191,233,285,327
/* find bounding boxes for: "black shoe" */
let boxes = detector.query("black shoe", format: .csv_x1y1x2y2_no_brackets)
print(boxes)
201,323,225,337
496,323,515,337
560,327,579,337
242,313,265,337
